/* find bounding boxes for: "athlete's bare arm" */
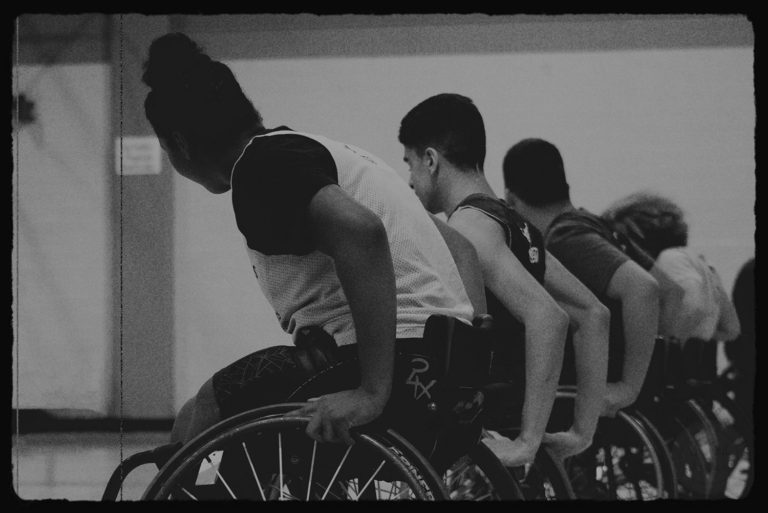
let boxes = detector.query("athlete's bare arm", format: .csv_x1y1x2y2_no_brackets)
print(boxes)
604,260,660,415
541,253,609,460
290,184,397,445
450,209,568,466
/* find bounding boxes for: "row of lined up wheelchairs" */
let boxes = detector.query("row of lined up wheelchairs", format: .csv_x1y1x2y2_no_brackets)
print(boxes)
103,314,753,501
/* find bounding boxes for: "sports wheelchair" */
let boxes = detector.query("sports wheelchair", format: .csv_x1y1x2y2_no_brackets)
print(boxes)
633,337,753,499
537,337,679,501
558,335,754,500
103,315,526,501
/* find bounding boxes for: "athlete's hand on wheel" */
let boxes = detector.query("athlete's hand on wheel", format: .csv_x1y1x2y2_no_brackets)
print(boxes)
542,429,592,461
481,431,538,468
602,382,636,418
287,388,387,445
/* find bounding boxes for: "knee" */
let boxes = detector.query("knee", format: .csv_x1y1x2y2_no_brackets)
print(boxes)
171,379,220,443
170,397,196,443
194,378,219,413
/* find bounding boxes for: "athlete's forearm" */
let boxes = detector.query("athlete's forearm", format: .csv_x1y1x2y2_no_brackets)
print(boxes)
620,280,660,400
569,305,610,441
542,254,609,441
333,221,397,402
518,306,568,446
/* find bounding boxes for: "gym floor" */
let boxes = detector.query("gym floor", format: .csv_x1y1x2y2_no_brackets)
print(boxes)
12,431,170,501
12,429,750,501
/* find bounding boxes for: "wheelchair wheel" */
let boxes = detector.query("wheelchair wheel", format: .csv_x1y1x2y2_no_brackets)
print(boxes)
635,396,712,499
142,404,448,500
676,398,719,497
629,408,679,499
443,441,525,500
566,411,666,500
504,446,576,500
489,429,575,500
691,388,754,498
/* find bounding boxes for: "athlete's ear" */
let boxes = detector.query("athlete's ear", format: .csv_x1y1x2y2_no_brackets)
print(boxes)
171,131,192,161
424,147,440,176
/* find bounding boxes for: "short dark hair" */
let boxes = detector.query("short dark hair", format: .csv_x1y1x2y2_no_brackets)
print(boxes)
398,93,486,170
503,138,570,206
602,192,688,259
142,33,262,157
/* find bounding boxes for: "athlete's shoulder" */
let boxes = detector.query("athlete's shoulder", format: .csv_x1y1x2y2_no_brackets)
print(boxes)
548,208,609,238
449,203,509,244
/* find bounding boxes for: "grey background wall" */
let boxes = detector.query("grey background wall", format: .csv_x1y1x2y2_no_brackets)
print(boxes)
13,14,755,419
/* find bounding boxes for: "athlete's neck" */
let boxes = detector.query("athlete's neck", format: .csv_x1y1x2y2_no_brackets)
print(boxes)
441,167,496,217
221,126,267,188
521,201,575,235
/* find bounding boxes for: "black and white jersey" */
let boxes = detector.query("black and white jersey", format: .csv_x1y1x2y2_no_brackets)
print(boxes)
230,127,474,346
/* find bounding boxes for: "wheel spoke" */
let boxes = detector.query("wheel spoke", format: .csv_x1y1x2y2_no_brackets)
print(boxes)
357,460,387,498
321,445,352,500
306,440,317,500
340,480,355,500
242,442,267,501
278,432,284,500
392,483,412,499
604,445,618,498
179,486,198,500
206,454,237,499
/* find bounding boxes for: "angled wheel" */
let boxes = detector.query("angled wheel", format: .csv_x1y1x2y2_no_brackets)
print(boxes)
513,446,576,500
490,428,576,500
690,387,754,498
443,441,525,500
636,398,710,499
142,404,448,501
629,407,679,499
565,412,666,500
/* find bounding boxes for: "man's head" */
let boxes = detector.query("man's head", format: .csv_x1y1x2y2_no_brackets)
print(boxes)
603,192,688,259
398,93,486,213
143,33,263,193
502,138,570,210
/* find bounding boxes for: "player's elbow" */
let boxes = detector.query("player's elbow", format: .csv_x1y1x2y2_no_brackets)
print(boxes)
590,302,611,335
635,272,661,307
350,211,389,249
546,303,570,343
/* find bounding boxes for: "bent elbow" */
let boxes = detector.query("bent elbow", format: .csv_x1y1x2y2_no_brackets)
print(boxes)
356,214,389,248
550,305,570,341
643,274,661,298
591,303,611,332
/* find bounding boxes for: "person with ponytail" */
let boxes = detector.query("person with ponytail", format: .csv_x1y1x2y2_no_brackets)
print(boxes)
142,33,482,446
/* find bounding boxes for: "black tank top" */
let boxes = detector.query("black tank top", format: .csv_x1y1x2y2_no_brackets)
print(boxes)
451,194,546,383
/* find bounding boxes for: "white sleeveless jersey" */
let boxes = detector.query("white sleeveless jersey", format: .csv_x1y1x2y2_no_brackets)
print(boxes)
234,130,474,346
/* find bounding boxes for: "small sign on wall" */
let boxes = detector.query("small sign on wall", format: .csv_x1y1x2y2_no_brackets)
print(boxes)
115,136,162,175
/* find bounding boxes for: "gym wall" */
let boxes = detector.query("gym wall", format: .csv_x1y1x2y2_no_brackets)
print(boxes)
13,14,754,419
174,14,754,411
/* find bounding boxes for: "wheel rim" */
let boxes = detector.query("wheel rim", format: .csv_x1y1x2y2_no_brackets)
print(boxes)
567,413,665,500
144,416,439,500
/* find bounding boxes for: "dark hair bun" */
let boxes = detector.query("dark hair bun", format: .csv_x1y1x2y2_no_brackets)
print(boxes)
142,33,211,90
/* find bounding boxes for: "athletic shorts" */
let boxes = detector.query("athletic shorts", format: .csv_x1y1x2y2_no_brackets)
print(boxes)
212,339,427,420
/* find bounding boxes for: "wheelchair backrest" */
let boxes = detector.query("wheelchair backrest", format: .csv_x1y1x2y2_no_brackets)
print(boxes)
421,314,494,390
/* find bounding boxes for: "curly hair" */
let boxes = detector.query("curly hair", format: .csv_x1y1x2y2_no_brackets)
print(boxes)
602,191,688,259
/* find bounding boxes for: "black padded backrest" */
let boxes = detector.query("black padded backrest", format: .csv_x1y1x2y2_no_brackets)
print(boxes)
682,338,718,382
422,314,493,389
639,336,668,398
